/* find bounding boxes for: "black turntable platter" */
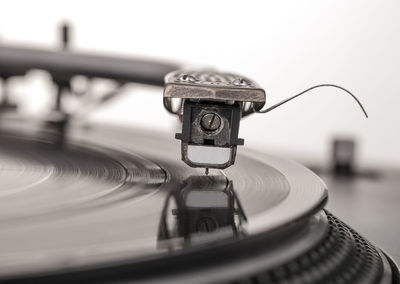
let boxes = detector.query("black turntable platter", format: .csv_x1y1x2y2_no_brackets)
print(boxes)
0,120,397,283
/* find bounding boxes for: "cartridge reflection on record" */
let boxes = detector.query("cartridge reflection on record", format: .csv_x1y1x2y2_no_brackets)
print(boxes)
157,175,247,250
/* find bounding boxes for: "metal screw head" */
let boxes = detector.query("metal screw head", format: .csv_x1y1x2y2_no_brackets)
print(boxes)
200,113,221,131
178,74,197,83
232,77,250,86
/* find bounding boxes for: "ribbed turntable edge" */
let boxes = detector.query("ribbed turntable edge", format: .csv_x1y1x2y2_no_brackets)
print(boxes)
231,210,392,284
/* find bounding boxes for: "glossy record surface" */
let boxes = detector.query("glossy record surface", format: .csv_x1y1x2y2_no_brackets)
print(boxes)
0,121,327,279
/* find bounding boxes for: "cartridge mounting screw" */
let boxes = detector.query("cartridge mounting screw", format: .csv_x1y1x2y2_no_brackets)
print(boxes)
200,113,221,131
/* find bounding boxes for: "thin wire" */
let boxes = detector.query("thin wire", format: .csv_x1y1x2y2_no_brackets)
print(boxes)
253,84,368,118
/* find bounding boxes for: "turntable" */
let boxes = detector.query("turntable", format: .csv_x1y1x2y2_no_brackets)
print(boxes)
0,29,398,284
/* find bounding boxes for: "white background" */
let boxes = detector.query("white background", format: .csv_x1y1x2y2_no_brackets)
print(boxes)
0,0,399,168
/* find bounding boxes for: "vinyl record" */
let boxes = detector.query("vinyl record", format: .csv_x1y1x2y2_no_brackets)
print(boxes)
0,119,396,284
